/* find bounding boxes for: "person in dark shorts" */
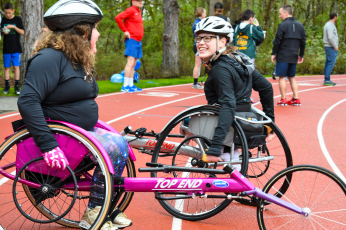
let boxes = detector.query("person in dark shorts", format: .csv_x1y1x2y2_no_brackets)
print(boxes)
1,2,24,95
271,5,306,106
192,7,206,89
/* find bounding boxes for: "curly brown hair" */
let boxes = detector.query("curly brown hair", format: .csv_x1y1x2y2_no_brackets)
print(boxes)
33,24,95,81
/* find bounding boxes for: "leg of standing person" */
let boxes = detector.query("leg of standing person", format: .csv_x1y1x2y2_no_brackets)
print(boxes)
192,54,203,89
121,56,136,93
287,63,301,106
323,47,337,86
13,53,21,95
276,61,288,106
2,53,11,94
192,45,203,89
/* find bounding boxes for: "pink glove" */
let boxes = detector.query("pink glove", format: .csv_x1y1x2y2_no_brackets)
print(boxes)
43,147,69,170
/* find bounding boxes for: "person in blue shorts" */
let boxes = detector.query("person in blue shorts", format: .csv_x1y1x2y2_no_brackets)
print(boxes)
115,0,143,93
1,2,24,95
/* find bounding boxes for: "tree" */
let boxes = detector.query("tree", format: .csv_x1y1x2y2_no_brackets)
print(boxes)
161,0,180,78
20,0,43,83
224,0,242,23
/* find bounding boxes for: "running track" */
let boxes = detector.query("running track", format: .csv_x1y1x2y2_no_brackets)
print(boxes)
0,75,345,229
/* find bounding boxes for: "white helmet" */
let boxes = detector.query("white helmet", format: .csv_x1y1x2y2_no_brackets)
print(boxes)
195,16,234,43
44,0,103,32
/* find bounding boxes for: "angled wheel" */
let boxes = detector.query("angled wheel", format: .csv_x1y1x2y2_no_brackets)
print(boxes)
236,122,293,206
150,106,248,221
0,124,113,229
257,165,346,229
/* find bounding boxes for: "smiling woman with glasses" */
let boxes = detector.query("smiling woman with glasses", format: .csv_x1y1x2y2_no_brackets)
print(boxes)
193,16,275,163
194,36,217,43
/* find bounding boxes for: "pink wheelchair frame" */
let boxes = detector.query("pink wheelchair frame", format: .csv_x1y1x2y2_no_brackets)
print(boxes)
1,119,343,229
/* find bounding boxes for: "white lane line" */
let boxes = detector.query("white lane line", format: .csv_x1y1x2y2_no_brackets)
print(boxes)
106,94,204,124
317,98,346,183
98,83,192,98
0,171,16,186
172,158,192,230
0,84,193,119
0,112,20,119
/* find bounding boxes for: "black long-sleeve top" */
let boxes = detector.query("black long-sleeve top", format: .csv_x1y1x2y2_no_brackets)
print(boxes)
272,17,306,64
204,54,274,149
18,48,99,153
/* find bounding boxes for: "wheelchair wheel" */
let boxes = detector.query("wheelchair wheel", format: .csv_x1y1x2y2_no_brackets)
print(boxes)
236,122,293,206
151,106,249,221
14,157,78,223
257,165,346,230
0,124,113,229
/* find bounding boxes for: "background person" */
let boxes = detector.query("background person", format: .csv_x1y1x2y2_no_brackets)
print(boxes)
115,0,144,93
271,5,306,106
192,7,206,89
214,2,230,23
323,12,338,86
232,9,264,65
1,2,24,95
18,1,131,229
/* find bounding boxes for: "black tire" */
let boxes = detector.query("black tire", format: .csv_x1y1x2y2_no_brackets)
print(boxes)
14,157,78,223
236,122,293,206
257,165,346,230
151,106,249,221
0,124,113,230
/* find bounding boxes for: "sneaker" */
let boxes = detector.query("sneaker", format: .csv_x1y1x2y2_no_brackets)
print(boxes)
79,206,118,230
323,81,336,86
15,85,20,95
129,85,142,92
121,86,135,93
111,208,132,229
277,98,288,106
2,85,10,94
288,98,301,106
192,83,204,89
272,72,276,80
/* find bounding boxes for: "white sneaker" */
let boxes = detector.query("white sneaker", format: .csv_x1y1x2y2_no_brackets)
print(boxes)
79,206,118,230
222,149,241,171
112,208,132,229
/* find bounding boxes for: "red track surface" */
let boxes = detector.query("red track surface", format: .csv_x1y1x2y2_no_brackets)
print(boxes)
0,75,345,229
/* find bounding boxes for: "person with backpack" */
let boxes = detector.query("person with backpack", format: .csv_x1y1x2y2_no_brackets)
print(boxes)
232,9,264,65
193,16,274,163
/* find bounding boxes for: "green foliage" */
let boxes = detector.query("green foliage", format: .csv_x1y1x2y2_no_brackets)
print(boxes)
1,0,345,81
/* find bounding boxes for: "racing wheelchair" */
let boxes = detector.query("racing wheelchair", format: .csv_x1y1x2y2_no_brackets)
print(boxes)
1,108,345,229
121,105,293,218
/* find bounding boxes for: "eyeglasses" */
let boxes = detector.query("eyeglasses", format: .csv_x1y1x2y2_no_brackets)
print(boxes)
194,36,217,43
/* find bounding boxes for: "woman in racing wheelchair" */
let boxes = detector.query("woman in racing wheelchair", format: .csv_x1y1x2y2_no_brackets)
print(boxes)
194,16,275,163
17,1,130,229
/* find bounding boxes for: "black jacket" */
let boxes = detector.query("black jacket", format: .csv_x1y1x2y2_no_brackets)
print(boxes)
18,48,99,153
204,54,274,149
272,17,306,64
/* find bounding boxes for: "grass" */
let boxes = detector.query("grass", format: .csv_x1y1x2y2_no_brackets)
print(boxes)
98,77,194,94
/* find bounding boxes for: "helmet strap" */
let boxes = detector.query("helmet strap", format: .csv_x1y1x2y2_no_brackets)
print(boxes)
88,24,94,41
208,36,227,63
